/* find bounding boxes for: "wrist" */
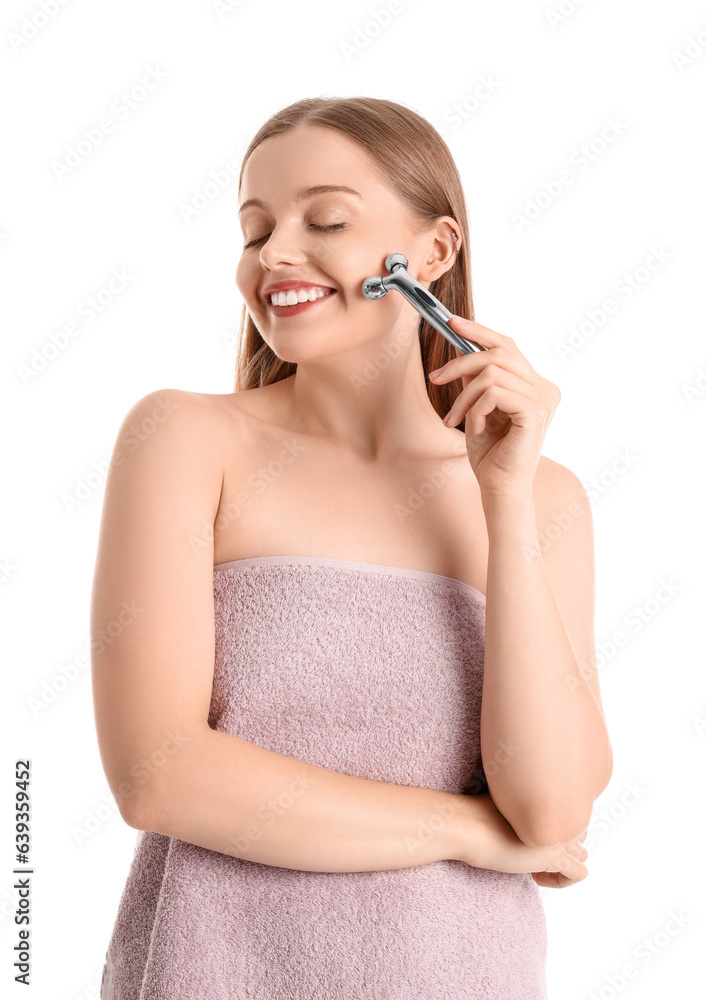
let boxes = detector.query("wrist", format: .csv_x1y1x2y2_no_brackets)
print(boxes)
481,490,537,534
442,792,492,866
481,486,533,510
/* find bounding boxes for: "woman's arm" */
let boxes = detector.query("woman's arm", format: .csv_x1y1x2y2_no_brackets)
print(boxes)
130,728,588,883
430,317,613,848
90,389,485,873
133,726,484,872
478,467,613,847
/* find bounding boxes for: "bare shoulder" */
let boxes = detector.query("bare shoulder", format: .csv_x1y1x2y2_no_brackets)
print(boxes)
120,386,220,431
111,388,240,514
118,386,250,454
531,456,595,603
127,386,237,419
532,455,591,529
534,454,585,490
115,381,303,499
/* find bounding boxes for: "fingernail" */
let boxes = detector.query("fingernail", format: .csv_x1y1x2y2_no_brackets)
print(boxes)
429,367,443,378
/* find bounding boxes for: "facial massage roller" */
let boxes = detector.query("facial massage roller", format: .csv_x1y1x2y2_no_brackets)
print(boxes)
362,253,487,356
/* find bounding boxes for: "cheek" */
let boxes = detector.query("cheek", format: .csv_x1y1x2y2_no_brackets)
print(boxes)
235,256,258,300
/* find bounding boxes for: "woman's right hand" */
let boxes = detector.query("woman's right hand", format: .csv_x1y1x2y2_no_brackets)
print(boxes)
454,791,589,888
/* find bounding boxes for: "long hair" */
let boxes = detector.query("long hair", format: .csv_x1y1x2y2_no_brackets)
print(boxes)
234,96,475,431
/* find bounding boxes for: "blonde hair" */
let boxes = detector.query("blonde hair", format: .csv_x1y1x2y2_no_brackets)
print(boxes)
234,96,475,431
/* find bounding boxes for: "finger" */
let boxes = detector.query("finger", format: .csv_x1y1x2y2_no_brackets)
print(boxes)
564,840,588,862
469,385,555,437
430,344,534,386
564,857,588,883
444,375,538,430
533,869,584,889
542,846,588,886
447,316,510,349
534,871,567,889
447,317,535,370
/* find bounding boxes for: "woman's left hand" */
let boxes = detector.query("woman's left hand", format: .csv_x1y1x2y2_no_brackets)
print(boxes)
428,316,561,499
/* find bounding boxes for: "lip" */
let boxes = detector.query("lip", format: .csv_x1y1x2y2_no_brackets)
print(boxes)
262,279,337,301
268,288,337,318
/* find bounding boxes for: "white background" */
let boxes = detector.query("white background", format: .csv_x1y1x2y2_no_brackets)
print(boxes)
2,1,705,997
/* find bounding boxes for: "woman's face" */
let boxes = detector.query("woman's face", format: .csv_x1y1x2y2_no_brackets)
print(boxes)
235,124,450,365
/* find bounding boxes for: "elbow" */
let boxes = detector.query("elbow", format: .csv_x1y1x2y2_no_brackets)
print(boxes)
117,726,209,834
515,806,593,848
119,788,168,834
509,802,593,847
120,794,154,832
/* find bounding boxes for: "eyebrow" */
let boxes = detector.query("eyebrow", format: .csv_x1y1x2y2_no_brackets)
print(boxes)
238,184,362,217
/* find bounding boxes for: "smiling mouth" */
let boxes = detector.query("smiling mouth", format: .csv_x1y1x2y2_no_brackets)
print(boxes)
267,287,336,306
267,288,337,316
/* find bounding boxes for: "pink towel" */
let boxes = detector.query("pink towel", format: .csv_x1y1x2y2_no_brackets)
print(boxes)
100,555,547,998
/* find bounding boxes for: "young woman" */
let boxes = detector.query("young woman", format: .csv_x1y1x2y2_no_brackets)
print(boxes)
91,96,612,999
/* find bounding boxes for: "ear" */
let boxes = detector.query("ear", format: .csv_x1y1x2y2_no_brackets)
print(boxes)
415,216,461,284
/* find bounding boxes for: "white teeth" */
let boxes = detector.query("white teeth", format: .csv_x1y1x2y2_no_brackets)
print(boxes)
270,287,332,306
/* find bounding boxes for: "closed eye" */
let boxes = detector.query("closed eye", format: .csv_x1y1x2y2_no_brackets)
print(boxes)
242,222,348,250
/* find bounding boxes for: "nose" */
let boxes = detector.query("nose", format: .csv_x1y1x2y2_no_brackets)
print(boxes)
258,223,309,269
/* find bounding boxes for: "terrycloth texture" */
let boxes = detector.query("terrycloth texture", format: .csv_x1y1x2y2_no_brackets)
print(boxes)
100,555,547,999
